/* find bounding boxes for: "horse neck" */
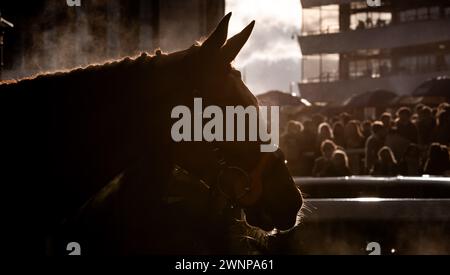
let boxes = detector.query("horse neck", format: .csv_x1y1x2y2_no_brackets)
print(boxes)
35,57,175,212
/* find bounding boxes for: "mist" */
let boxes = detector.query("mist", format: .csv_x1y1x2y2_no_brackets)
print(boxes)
3,0,217,81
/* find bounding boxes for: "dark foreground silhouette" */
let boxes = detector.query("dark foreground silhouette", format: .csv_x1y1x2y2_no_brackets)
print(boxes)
0,13,302,255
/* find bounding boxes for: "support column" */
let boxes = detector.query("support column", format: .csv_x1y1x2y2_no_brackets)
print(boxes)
339,3,350,32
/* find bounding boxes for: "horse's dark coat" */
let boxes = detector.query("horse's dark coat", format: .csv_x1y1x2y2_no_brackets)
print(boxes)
1,53,179,254
0,14,302,255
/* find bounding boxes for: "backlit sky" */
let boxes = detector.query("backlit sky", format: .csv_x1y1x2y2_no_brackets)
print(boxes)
226,0,302,95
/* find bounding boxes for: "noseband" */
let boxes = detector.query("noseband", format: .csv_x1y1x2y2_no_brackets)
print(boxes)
167,146,273,217
213,147,253,203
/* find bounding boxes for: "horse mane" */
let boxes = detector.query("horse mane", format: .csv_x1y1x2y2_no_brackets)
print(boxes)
0,45,197,88
0,52,154,87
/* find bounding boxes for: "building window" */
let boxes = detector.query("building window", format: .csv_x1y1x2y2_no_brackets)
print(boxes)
350,2,367,10
398,56,416,74
399,9,417,22
398,55,437,74
320,5,339,34
351,12,391,30
302,5,339,35
320,54,339,82
417,55,436,72
445,54,450,69
302,55,322,83
350,60,368,79
349,58,391,79
302,54,339,83
378,59,392,77
399,6,441,23
302,8,320,35
429,6,440,20
417,8,428,20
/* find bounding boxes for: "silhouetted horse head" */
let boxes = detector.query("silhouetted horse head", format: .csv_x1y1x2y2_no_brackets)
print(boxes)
169,13,303,232
0,13,302,255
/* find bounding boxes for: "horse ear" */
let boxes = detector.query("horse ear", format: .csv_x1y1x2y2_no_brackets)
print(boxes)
201,12,232,52
221,20,255,64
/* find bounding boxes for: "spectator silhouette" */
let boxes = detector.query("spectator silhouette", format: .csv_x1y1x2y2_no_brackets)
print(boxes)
416,106,436,146
345,120,365,175
316,122,334,156
361,120,372,143
280,121,303,175
320,150,352,177
385,126,411,162
424,143,450,175
333,122,346,148
356,20,365,30
365,121,387,174
302,120,317,147
380,112,393,131
312,114,326,130
396,107,419,144
372,146,399,176
299,120,318,176
398,144,423,176
365,17,374,28
432,105,450,145
272,101,450,177
312,140,337,177
340,112,352,126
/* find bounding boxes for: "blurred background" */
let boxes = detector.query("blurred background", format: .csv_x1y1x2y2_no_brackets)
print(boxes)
0,0,303,95
1,1,449,101
1,0,450,255
0,0,226,80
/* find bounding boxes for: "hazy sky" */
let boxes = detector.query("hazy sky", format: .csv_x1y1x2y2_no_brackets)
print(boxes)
226,0,302,95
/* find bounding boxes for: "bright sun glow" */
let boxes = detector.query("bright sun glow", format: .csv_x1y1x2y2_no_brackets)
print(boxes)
226,0,302,94
227,0,301,33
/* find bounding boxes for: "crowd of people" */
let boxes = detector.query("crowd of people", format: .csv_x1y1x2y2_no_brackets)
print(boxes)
280,103,450,177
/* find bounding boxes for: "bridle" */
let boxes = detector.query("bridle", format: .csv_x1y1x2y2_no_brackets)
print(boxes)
213,147,254,203
166,144,272,217
165,81,273,216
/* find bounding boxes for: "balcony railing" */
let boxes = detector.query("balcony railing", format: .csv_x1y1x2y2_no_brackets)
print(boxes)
301,63,450,84
301,8,450,37
301,72,340,84
301,19,392,36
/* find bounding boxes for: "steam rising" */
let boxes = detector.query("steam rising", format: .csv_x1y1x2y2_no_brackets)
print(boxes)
8,1,131,79
4,0,208,80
